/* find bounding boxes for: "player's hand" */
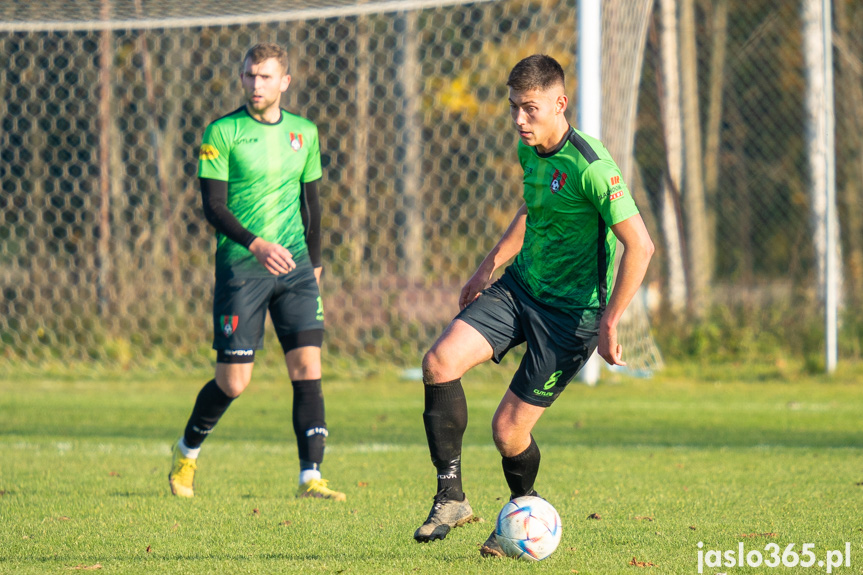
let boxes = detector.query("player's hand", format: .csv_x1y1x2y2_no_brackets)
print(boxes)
313,266,322,286
459,262,494,310
598,321,626,366
249,238,296,275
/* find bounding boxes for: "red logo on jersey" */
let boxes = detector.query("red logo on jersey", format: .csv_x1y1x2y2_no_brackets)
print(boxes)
289,132,304,151
550,169,568,193
610,175,620,185
609,190,624,201
220,315,239,337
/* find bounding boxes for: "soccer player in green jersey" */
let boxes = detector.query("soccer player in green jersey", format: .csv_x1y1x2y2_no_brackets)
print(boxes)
413,55,654,554
168,43,345,501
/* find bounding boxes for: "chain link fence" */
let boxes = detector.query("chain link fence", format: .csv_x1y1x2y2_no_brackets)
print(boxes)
1,0,860,370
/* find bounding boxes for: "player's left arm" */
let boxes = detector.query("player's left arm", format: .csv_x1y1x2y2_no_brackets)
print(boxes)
301,123,324,285
599,214,654,366
581,160,655,366
299,179,322,284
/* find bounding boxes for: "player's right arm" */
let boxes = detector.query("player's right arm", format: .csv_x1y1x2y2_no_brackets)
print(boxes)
199,179,296,275
198,122,296,275
459,203,527,309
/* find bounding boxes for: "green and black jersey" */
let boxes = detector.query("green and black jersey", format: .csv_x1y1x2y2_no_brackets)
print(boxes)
198,106,322,278
508,126,639,319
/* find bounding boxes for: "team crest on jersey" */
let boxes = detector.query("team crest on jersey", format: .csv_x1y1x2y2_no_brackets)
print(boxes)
220,315,239,337
199,143,219,160
550,169,568,193
289,132,304,151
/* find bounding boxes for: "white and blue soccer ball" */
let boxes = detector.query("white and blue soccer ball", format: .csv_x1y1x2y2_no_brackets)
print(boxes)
494,495,562,561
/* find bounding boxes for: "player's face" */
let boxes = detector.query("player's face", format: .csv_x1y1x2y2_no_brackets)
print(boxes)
509,86,568,153
241,57,291,116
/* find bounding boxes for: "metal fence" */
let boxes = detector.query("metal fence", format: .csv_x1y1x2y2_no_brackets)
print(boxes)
1,0,860,370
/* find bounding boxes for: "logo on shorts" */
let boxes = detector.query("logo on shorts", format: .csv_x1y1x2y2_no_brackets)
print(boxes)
222,349,253,357
199,143,219,160
315,296,324,321
542,370,563,390
550,169,568,193
289,132,303,151
220,315,239,337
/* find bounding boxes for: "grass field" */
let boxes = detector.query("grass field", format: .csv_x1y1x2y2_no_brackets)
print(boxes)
1,361,862,574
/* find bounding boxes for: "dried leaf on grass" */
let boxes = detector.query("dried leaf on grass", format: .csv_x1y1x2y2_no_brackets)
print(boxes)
629,557,656,567
587,513,601,520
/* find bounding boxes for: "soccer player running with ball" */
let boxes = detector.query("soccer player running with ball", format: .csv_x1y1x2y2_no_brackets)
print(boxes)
413,55,654,555
169,43,345,501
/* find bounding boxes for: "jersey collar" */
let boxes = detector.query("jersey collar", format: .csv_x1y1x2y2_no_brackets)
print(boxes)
534,126,574,159
242,105,285,126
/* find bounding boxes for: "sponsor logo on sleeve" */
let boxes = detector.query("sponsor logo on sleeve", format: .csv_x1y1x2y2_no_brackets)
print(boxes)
199,143,219,160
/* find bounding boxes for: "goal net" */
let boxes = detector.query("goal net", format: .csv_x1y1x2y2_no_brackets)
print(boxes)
0,0,662,373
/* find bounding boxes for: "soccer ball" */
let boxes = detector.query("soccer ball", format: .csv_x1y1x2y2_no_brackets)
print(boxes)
494,495,562,561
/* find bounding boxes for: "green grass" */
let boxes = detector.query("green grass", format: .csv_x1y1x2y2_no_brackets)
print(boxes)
1,362,862,574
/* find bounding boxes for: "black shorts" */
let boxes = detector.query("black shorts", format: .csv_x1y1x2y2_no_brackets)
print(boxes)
212,259,324,360
455,272,600,408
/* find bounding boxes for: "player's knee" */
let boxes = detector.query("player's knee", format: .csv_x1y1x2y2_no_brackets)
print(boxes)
215,372,251,398
286,362,320,381
422,347,448,384
491,421,524,457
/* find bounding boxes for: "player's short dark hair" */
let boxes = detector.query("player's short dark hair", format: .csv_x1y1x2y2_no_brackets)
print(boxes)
506,55,565,93
243,42,289,74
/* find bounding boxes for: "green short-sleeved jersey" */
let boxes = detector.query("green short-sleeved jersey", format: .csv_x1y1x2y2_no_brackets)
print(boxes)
198,106,323,278
508,127,640,317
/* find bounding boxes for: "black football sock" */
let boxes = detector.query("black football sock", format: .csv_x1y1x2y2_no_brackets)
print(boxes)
183,379,235,449
422,379,468,500
501,435,541,498
292,379,327,470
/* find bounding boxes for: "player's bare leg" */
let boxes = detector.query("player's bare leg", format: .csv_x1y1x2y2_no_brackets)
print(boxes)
286,346,345,501
415,320,492,542
482,390,546,557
